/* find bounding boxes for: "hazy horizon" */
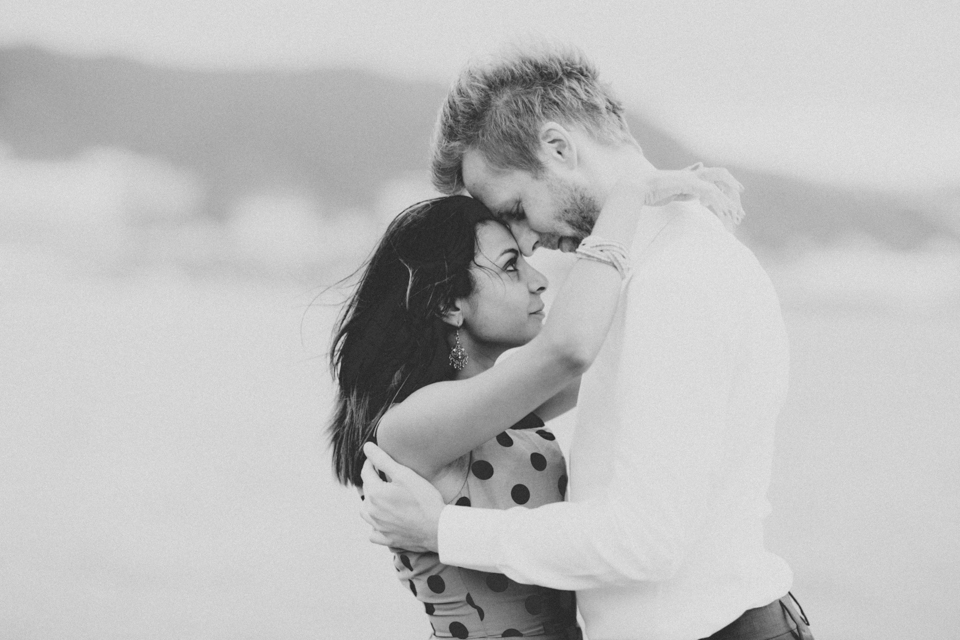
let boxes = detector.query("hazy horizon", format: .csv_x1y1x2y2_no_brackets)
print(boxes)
2,1,959,191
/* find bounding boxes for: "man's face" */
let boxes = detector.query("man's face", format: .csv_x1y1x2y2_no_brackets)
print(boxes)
462,149,600,256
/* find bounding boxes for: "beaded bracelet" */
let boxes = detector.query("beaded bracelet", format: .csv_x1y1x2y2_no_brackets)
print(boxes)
574,236,632,279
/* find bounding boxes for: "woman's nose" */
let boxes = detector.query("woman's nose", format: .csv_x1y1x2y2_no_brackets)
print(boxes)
528,266,548,293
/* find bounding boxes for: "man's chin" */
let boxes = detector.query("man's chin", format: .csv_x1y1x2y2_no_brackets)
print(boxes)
558,237,581,253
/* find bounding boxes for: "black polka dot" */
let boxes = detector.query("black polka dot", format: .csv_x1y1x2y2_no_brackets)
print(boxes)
424,602,435,615
511,484,530,505
427,574,446,593
502,630,524,637
471,460,494,480
535,429,555,441
530,452,547,471
449,621,469,639
496,431,514,447
466,592,485,621
455,496,471,507
399,554,413,571
524,594,543,615
408,579,417,596
512,413,544,430
558,474,568,498
485,573,509,592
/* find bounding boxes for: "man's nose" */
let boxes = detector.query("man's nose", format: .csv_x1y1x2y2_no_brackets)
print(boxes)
508,222,540,257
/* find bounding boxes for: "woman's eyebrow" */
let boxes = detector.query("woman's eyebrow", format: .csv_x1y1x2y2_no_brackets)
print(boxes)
497,248,519,261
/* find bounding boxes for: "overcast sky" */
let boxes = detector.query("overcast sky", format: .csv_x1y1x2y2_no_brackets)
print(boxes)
2,0,958,190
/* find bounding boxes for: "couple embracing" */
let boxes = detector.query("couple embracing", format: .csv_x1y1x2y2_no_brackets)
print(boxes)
329,45,813,640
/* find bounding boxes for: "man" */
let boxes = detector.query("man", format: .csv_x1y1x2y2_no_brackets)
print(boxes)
360,46,813,640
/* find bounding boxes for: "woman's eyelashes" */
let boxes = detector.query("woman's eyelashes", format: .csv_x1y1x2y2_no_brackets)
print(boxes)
500,250,520,274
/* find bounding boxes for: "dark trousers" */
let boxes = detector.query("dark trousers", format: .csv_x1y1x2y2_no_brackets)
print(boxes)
701,593,814,640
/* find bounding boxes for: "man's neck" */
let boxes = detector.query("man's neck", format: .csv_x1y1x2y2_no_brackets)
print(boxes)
589,142,656,210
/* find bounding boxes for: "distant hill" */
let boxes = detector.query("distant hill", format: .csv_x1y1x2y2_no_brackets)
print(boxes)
0,46,954,250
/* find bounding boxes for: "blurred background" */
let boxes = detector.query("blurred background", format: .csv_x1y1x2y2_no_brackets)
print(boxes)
1,2,958,639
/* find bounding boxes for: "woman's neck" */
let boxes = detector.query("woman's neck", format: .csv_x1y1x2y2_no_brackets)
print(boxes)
453,342,505,380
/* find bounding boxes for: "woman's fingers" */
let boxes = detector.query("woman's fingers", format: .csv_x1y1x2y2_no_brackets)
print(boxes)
619,165,746,228
687,167,745,226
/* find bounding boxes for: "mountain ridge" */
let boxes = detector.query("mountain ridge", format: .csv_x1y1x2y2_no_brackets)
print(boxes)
0,45,954,250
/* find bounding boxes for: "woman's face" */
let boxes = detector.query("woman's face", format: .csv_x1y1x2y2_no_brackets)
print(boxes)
458,221,549,351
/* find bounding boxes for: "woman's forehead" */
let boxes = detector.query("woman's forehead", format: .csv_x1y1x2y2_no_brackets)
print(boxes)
474,221,518,262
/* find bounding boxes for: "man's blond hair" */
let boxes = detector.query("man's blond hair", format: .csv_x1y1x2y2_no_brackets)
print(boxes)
431,44,634,194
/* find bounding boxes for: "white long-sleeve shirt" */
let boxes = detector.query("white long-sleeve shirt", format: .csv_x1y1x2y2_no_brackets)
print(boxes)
438,201,793,640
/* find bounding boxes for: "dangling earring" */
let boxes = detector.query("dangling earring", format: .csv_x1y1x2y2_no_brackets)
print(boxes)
449,327,469,371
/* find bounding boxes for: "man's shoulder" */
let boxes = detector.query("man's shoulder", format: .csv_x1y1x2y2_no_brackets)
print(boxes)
634,201,752,268
625,201,778,311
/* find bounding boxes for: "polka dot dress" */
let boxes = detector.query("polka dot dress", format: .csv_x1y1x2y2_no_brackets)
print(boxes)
391,414,580,639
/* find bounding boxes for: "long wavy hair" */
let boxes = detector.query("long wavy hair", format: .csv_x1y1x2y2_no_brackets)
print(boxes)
329,195,494,486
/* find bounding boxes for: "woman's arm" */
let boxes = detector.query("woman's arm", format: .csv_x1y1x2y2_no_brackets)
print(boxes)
377,170,742,479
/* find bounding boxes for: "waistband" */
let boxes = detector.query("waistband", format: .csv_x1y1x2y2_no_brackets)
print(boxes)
702,593,811,640
430,625,581,640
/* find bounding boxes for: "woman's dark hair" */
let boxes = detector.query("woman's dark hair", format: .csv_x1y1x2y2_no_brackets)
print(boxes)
329,195,494,486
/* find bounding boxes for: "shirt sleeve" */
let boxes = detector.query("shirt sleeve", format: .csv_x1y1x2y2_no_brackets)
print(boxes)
438,229,750,590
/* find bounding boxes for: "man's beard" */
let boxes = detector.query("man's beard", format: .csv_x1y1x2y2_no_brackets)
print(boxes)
550,176,600,243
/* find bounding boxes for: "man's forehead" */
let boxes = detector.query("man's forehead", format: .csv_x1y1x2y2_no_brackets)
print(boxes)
462,150,513,209
461,150,491,190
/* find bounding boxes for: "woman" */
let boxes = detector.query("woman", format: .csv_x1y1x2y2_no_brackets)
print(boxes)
329,170,742,639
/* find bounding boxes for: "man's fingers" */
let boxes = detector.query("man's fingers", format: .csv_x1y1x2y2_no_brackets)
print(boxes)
360,502,376,527
369,531,391,547
360,457,378,486
363,442,405,480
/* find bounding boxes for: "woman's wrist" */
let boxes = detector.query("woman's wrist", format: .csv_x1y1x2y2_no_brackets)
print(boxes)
574,236,632,279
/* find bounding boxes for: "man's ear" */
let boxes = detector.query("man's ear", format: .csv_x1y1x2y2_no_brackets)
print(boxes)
440,302,463,328
538,121,578,170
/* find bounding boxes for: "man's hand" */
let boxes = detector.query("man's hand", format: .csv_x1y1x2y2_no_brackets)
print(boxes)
359,442,446,553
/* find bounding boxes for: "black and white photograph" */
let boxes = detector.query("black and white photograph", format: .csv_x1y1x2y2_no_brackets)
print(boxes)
1,2,958,639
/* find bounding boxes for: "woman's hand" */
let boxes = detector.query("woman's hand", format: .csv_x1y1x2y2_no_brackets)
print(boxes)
615,163,746,229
